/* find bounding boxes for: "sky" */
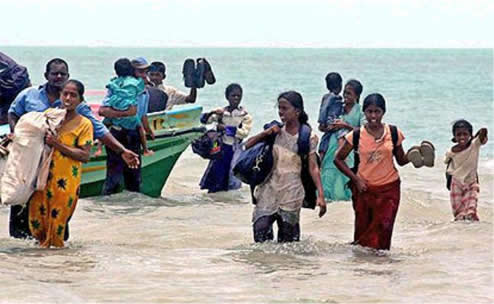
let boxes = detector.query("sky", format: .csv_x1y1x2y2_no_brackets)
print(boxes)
1,0,492,48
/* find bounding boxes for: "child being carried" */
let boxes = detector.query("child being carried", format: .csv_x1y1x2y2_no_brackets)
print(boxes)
101,58,153,156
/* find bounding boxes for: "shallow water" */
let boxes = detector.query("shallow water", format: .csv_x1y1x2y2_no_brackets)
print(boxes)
1,150,493,303
1,47,493,303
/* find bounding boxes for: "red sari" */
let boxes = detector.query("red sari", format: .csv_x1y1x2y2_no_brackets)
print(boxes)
350,179,401,250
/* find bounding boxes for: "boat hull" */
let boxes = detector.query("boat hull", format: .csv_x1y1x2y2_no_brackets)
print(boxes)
81,130,202,198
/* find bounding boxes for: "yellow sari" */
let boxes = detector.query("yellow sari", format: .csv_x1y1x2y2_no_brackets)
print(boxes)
28,115,93,248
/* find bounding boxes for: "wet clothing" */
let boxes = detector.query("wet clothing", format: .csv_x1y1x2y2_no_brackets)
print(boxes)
28,115,93,247
199,143,241,193
253,211,300,243
252,126,318,242
445,136,484,220
449,177,479,220
351,179,401,250
343,124,405,250
445,136,482,184
321,103,365,201
102,127,142,194
8,85,105,240
199,106,252,193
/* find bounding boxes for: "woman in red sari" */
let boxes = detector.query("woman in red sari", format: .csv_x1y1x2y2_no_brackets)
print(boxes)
334,93,409,250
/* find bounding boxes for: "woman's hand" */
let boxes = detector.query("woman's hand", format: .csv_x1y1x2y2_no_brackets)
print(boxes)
213,108,224,116
354,176,368,193
45,133,59,148
317,195,327,217
264,125,281,136
329,119,350,131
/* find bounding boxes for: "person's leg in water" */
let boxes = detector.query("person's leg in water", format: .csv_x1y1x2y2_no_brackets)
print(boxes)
276,211,300,243
253,214,276,242
123,128,142,192
9,204,31,239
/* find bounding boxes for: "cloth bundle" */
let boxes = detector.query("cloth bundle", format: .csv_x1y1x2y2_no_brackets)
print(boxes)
0,108,66,206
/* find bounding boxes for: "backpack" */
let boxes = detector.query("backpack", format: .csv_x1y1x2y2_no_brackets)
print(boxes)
351,124,399,174
0,52,30,104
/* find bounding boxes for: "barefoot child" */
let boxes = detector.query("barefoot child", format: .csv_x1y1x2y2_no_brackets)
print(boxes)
103,58,153,156
445,120,488,221
318,72,343,161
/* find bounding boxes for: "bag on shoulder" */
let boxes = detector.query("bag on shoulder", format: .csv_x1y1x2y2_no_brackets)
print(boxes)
298,123,319,209
191,129,223,160
233,120,281,187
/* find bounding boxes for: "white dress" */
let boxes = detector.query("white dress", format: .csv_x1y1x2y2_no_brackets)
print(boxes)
253,126,318,224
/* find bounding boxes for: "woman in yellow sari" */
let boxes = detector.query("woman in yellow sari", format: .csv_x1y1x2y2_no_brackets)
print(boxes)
28,79,93,248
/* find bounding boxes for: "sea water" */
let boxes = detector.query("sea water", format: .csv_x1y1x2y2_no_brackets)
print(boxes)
0,47,492,303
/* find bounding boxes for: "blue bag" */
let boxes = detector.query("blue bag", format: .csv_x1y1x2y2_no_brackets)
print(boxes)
233,140,273,186
233,121,281,186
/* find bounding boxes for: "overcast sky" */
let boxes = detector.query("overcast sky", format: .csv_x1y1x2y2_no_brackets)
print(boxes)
1,0,492,48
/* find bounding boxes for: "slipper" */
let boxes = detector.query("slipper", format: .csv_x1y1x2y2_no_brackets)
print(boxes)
194,58,206,89
406,146,423,168
420,140,435,167
202,58,216,85
182,58,196,88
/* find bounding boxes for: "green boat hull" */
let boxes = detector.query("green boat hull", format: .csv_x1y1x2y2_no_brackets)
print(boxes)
80,104,204,198
80,130,202,198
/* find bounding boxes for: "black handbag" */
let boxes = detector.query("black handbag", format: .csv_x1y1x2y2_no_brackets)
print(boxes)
191,130,223,160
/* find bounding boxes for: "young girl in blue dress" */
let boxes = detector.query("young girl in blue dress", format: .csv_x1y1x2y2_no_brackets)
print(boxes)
199,84,253,193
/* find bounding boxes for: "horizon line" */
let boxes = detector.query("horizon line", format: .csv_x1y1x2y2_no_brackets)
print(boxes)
1,44,491,49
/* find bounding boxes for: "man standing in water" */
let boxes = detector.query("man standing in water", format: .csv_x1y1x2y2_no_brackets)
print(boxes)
98,57,153,195
7,58,140,239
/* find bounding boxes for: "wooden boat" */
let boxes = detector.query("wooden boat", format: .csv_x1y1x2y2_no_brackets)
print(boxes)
0,93,205,198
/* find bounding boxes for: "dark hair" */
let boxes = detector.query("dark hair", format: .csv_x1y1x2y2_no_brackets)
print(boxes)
225,83,242,99
114,58,134,77
45,58,68,74
345,79,363,103
325,72,342,93
149,61,166,74
363,93,386,113
64,79,85,101
451,119,473,143
277,90,309,125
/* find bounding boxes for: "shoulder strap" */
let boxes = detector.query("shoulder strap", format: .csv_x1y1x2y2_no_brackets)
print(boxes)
352,127,361,173
389,124,399,156
297,124,311,156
